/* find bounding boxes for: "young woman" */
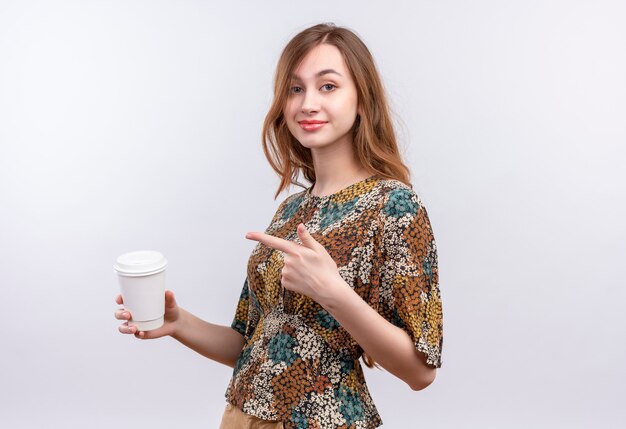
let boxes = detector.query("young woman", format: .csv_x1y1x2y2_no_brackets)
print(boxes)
115,23,443,429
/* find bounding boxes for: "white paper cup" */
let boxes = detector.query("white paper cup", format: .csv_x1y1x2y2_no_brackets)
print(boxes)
114,250,167,331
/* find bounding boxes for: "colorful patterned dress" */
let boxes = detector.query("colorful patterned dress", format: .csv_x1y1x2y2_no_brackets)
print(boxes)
226,175,443,429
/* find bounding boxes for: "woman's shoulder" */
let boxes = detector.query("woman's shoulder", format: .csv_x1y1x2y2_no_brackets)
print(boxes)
266,188,308,227
375,178,427,218
376,177,413,192
376,177,422,201
277,187,308,210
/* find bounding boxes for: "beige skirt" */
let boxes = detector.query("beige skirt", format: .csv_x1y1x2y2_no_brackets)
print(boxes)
219,403,285,429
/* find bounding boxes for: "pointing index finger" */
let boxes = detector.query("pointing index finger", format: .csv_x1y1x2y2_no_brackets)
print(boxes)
246,232,298,254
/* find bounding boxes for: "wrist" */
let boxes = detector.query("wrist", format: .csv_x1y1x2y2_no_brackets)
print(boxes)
171,308,188,340
318,275,356,312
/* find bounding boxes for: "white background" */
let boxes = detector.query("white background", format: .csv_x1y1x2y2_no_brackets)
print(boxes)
1,1,624,428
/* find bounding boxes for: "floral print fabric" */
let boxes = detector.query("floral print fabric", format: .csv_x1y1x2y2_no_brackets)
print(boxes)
226,176,443,428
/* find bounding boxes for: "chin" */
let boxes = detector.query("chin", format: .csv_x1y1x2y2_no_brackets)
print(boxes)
296,139,333,149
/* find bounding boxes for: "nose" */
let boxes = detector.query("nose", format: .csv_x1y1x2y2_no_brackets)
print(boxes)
300,89,320,115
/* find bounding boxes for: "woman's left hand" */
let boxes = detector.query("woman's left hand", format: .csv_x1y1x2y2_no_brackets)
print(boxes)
245,223,346,305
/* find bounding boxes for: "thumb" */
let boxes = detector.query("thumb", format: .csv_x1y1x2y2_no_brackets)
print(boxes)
165,290,177,309
297,223,319,249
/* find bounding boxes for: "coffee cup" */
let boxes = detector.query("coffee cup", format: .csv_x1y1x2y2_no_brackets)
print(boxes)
114,250,167,331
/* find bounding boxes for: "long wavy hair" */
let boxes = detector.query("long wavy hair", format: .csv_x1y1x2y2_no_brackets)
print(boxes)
262,23,411,369
262,23,411,201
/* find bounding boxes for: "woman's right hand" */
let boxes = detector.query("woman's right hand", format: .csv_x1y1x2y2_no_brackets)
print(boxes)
114,290,182,340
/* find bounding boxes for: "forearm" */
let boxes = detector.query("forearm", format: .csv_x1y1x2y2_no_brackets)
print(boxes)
171,308,245,368
319,279,436,390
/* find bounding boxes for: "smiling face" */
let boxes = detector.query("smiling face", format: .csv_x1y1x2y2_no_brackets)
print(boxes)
283,43,360,151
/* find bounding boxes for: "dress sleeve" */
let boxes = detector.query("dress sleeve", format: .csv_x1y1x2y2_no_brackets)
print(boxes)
230,277,261,343
378,187,443,368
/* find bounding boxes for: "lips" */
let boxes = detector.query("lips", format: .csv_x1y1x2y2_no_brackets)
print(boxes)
298,120,327,131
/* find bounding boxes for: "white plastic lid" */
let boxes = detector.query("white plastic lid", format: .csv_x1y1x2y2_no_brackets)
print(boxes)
113,250,167,277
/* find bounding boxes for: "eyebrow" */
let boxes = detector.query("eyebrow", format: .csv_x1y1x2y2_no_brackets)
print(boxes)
290,69,343,80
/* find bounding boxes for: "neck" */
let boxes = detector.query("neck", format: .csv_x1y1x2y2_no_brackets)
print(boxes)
309,137,371,197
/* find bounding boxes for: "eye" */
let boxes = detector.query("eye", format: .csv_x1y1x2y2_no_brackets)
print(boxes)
321,83,336,91
290,86,303,94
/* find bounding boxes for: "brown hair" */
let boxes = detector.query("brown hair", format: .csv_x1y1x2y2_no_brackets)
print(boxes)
261,23,412,201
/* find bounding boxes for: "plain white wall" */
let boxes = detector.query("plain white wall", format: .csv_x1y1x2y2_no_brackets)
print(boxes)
1,1,624,428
